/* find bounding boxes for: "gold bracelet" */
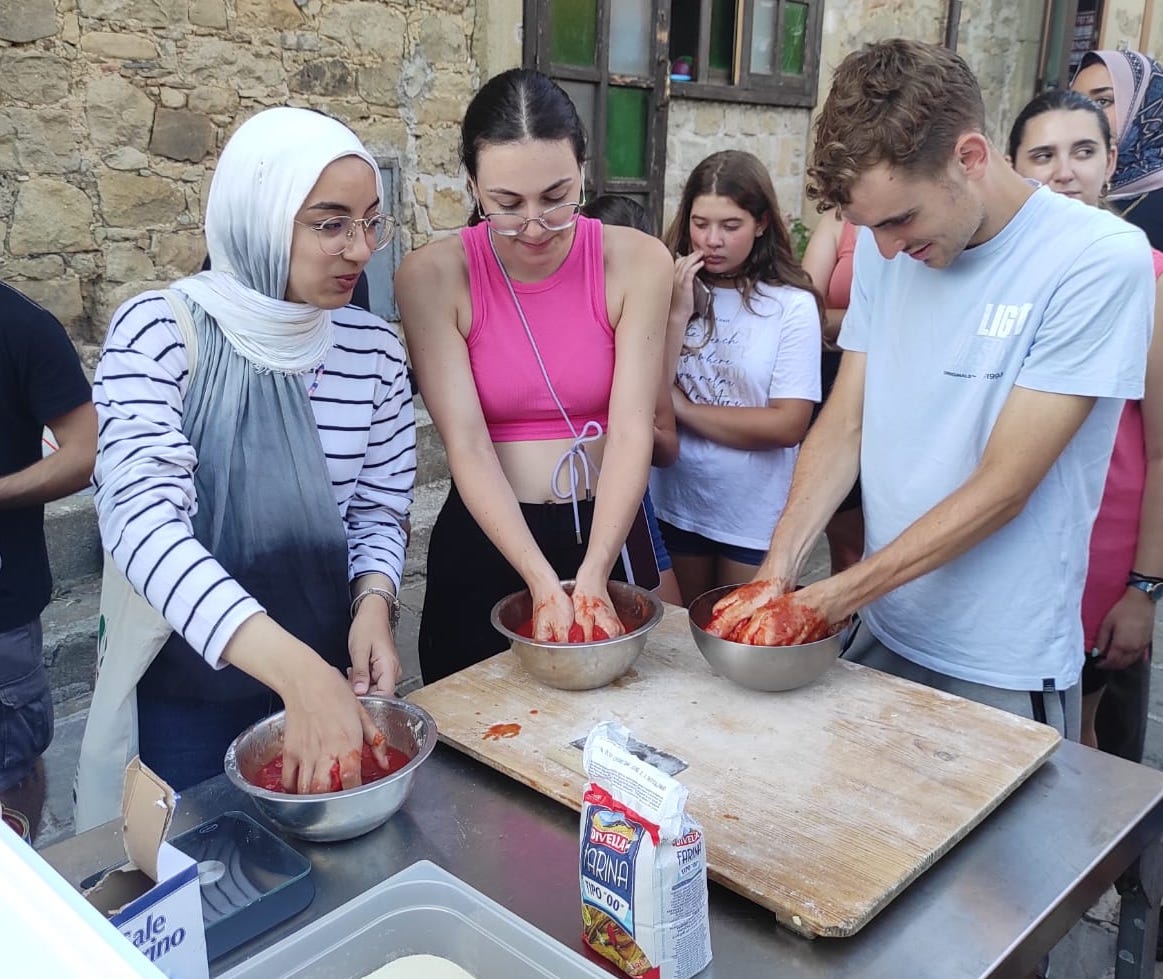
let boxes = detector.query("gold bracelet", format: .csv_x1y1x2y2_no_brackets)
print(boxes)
350,587,400,629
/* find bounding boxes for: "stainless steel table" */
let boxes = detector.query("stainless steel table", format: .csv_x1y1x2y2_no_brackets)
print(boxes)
41,741,1163,978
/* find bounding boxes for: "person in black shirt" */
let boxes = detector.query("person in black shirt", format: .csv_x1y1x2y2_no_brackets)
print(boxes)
0,281,95,839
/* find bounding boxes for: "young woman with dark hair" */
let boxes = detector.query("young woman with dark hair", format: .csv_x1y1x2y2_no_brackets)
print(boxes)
396,69,672,682
648,150,822,604
1008,86,1163,757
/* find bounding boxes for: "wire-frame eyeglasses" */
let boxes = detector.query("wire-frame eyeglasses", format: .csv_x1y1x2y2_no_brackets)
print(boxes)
294,213,396,255
477,196,586,237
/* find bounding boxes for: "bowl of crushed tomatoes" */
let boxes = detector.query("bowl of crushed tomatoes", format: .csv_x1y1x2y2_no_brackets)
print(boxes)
223,695,437,842
688,584,856,692
490,580,664,690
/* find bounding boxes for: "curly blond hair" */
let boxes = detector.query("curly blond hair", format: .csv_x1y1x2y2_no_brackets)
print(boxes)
807,39,985,212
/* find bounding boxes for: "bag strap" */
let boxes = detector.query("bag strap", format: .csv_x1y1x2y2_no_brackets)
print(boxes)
160,288,198,382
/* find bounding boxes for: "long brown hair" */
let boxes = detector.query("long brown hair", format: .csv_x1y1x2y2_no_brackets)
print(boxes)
664,150,824,335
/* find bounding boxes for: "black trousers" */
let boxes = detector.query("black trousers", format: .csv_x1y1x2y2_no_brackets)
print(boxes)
418,484,630,684
1095,649,1151,763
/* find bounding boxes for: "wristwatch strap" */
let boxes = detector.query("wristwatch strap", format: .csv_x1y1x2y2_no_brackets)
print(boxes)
1126,578,1163,602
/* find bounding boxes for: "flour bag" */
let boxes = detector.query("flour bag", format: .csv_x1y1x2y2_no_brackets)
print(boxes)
580,721,711,978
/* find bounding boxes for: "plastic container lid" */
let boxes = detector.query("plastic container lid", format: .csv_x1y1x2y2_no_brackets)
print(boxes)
218,859,608,979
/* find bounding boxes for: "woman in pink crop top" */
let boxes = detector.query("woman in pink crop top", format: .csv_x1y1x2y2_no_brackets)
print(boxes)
1010,89,1163,754
396,69,672,683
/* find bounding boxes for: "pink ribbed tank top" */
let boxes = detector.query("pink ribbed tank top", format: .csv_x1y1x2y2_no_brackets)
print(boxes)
461,216,615,442
824,220,858,310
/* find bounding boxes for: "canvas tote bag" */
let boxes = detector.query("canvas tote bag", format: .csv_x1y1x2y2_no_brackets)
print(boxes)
73,291,196,832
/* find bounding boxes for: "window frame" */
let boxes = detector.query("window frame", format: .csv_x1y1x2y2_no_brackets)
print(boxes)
670,0,822,108
523,0,671,227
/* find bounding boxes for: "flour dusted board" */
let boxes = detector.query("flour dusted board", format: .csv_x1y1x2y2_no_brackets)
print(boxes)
409,606,1060,937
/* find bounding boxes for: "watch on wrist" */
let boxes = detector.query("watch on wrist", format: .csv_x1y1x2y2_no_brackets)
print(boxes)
1126,577,1163,602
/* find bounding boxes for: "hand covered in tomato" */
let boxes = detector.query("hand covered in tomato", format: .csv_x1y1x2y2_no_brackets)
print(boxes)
531,585,576,642
252,738,410,794
281,667,392,793
571,587,624,642
728,592,830,646
706,582,830,647
705,579,786,639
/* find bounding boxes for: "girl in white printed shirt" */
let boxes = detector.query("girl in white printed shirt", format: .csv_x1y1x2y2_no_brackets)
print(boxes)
649,151,823,604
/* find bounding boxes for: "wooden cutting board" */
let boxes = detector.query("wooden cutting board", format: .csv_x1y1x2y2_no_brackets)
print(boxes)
408,605,1060,937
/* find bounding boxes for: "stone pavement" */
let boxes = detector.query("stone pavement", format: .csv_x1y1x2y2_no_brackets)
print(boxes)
26,475,1163,978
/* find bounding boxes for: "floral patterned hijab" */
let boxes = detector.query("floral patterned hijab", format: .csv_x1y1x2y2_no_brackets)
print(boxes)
1078,50,1163,200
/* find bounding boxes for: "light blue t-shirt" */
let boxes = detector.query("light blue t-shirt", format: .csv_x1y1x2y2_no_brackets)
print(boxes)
840,186,1154,690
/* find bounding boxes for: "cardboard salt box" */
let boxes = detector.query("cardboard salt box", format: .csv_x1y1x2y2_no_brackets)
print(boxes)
83,757,209,979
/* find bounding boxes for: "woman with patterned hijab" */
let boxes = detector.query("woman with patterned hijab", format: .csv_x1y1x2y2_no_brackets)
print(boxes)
1070,50,1163,764
76,108,416,825
1074,48,1163,249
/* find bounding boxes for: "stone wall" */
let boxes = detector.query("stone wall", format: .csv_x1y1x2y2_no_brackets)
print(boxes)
1100,0,1159,54
5,0,1140,351
663,102,811,229
0,0,483,358
955,1,1045,151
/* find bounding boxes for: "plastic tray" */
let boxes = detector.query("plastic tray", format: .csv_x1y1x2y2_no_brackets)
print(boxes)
79,810,314,962
168,811,313,960
217,859,608,979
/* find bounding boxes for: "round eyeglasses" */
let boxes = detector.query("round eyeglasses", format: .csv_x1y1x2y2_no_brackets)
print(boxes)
478,200,584,237
294,213,396,255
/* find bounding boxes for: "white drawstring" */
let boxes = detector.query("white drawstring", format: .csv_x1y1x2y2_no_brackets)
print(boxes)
488,232,636,581
551,419,603,543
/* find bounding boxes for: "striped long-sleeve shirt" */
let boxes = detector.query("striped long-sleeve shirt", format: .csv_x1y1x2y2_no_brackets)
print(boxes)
93,292,416,668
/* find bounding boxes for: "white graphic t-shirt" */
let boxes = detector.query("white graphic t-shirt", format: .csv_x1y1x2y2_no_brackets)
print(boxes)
650,282,821,550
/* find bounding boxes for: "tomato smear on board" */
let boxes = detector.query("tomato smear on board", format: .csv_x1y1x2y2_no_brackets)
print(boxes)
251,742,410,794
483,723,522,740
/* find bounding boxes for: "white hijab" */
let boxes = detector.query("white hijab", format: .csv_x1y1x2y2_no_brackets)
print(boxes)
173,107,384,373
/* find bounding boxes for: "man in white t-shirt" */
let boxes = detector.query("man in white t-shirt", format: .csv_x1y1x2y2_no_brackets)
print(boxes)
711,39,1154,738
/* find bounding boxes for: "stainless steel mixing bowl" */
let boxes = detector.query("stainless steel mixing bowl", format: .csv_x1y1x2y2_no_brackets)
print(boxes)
688,584,854,692
223,695,436,842
490,579,664,690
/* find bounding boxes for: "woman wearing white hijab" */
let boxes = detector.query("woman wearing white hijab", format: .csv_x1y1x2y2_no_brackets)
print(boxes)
77,108,415,821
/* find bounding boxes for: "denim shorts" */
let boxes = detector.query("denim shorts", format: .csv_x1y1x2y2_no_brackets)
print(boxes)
0,619,53,792
657,520,768,566
641,490,672,572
